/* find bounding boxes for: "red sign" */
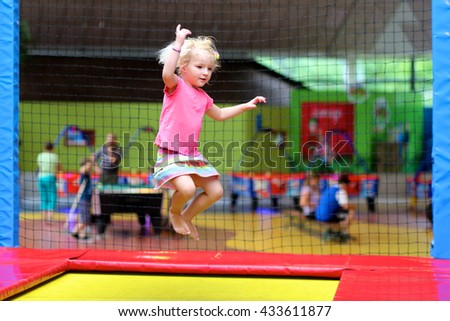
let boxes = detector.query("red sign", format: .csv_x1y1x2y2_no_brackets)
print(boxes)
301,102,354,161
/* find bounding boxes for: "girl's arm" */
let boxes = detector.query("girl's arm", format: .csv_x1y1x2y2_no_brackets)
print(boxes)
206,96,266,121
162,24,191,90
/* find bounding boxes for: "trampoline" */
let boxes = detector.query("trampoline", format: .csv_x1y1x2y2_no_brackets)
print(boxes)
10,272,338,301
4,4,450,321
2,248,450,301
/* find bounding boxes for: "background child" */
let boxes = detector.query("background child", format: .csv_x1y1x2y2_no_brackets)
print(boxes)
70,157,93,241
299,172,322,219
315,174,355,242
36,141,61,222
153,24,266,240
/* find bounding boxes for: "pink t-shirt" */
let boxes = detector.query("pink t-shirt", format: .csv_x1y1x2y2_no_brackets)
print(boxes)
155,77,214,156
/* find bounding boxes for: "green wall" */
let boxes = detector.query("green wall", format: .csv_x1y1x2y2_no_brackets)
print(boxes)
21,101,158,172
290,90,425,173
20,96,423,175
290,91,350,172
232,107,292,173
20,101,285,174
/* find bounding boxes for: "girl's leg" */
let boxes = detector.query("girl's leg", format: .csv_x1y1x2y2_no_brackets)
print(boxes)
182,176,223,240
169,175,197,235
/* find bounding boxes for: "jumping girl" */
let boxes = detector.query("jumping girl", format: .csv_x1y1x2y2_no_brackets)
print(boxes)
153,24,266,240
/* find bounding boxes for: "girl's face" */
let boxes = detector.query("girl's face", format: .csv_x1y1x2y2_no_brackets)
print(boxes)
181,49,215,88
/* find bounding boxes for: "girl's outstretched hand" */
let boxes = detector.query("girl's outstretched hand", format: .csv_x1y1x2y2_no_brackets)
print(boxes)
175,24,192,45
251,96,267,104
245,96,267,109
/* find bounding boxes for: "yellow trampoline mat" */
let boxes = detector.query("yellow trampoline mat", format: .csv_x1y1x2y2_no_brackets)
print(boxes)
12,272,339,301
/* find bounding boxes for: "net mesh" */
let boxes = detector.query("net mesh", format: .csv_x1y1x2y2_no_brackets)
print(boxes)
19,0,432,256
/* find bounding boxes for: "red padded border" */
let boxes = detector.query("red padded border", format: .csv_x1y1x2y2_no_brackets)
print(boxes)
1,248,449,300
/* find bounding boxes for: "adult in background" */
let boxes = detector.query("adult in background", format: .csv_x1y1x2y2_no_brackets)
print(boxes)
93,133,123,185
91,133,122,241
37,142,61,221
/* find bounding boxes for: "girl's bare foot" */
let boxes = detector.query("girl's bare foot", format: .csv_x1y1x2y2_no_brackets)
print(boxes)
184,220,199,241
169,212,190,235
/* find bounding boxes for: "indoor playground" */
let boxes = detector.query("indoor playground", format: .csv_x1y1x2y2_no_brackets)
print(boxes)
2,0,450,301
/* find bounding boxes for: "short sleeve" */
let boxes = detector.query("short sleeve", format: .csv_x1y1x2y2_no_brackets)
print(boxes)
336,189,349,206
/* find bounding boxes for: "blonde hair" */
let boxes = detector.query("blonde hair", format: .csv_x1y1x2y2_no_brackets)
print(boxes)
158,36,221,73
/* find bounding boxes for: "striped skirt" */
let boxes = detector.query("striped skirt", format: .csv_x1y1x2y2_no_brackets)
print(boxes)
152,149,220,190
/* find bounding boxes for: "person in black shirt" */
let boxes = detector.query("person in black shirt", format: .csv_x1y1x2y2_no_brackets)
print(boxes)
93,133,122,185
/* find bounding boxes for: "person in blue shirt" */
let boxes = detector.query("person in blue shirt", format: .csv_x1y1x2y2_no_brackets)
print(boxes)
315,174,354,242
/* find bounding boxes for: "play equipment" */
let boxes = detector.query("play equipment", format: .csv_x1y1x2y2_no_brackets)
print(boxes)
57,172,152,196
407,171,432,210
53,124,94,151
230,171,378,212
